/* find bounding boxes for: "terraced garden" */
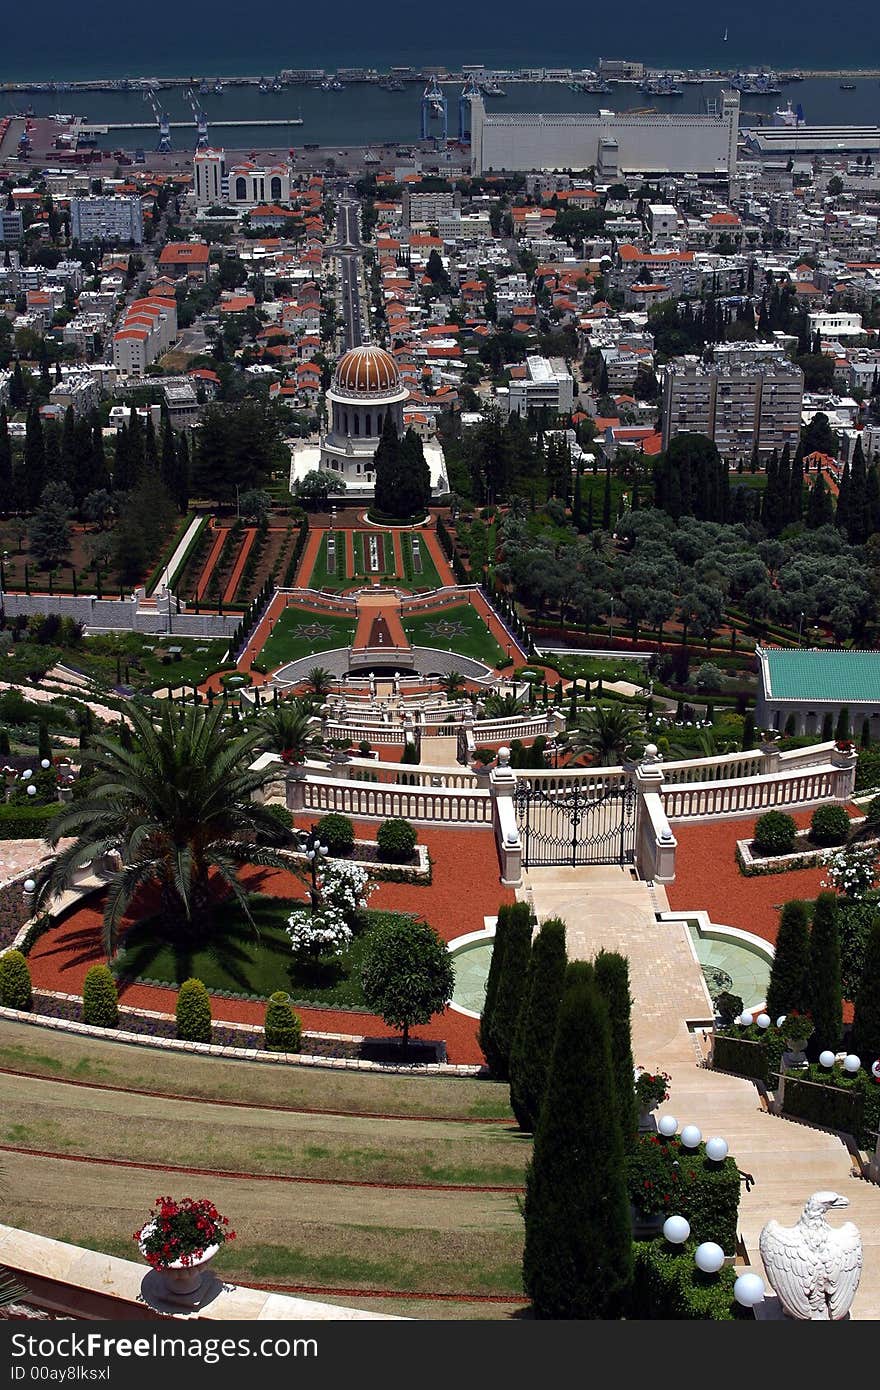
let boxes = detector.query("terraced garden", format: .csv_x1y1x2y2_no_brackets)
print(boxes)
306,527,443,593
0,1020,526,1319
403,604,506,667
258,607,356,670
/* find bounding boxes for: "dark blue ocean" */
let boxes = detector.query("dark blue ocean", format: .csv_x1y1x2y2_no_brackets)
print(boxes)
3,0,880,80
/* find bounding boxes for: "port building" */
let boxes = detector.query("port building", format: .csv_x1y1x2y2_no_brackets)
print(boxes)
469,92,740,177
743,124,880,158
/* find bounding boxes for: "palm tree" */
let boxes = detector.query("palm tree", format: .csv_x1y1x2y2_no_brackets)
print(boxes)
439,670,466,700
565,703,644,766
256,698,326,763
305,665,334,700
482,691,526,718
35,704,291,955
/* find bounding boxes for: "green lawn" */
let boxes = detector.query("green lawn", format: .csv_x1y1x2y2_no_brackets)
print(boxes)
307,531,352,591
74,634,234,694
400,532,442,589
259,607,355,669
113,898,420,1008
403,604,506,667
352,530,395,580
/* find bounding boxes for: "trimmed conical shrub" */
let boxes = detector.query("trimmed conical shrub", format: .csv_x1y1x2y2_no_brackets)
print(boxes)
852,914,880,1063
0,950,32,1011
264,992,302,1052
509,918,567,1131
765,899,811,1020
481,901,532,1081
807,891,842,1052
82,964,118,1028
522,963,632,1318
594,949,638,1146
479,903,511,1073
175,978,212,1043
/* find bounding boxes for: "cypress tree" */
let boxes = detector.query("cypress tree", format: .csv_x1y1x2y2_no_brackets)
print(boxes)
509,917,567,1131
483,900,532,1081
847,438,868,544
808,891,842,1052
175,432,191,513
0,406,12,515
742,710,755,751
852,915,880,1063
866,464,880,538
24,399,46,509
806,473,834,529
479,903,511,1074
593,949,638,1146
765,899,811,1019
601,467,611,530
788,443,804,525
522,965,632,1318
836,461,850,534
835,706,851,741
822,711,834,741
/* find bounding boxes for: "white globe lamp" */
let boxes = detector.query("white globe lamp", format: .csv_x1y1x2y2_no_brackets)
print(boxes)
21,769,32,781
819,1050,836,1068
756,1013,771,1030
776,1015,787,1029
843,1054,861,1074
734,1272,766,1308
705,1136,729,1163
872,1060,880,1081
26,785,36,796
657,1114,678,1138
23,879,36,894
680,1124,702,1149
40,758,51,769
740,1011,753,1026
694,1242,725,1274
663,1215,690,1245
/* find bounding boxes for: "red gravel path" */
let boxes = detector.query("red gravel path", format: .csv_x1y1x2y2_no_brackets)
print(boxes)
222,528,256,605
295,526,324,588
421,529,456,587
26,828,510,1065
665,807,834,945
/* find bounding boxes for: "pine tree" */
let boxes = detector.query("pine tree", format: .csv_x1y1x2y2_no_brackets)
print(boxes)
852,915,880,1063
482,900,532,1081
765,899,811,1020
509,918,567,1131
522,966,632,1318
808,891,842,1051
593,949,638,1145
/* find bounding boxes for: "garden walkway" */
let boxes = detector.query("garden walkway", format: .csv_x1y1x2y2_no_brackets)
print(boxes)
523,863,880,1318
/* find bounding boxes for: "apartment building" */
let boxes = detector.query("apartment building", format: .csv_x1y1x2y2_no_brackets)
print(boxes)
662,355,804,461
49,371,102,417
0,210,23,244
113,295,178,377
193,149,293,208
70,196,144,246
404,189,457,228
502,355,575,418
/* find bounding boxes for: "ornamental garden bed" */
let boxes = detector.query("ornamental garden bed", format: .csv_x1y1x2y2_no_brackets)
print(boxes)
110,897,424,1011
736,817,869,877
279,841,430,883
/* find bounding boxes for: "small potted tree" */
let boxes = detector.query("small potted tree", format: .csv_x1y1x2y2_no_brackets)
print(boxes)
135,1197,235,1304
781,1011,814,1069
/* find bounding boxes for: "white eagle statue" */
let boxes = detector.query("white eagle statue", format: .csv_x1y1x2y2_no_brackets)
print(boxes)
759,1191,863,1320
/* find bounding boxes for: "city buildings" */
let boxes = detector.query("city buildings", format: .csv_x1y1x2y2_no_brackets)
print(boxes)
661,355,804,461
500,355,576,418
70,195,144,245
193,148,294,208
113,295,178,377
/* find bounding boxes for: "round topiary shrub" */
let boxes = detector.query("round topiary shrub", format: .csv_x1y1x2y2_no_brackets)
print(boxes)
753,810,797,856
376,817,418,863
175,978,212,1043
82,964,118,1028
315,813,355,856
0,950,32,1011
809,804,851,847
263,991,302,1052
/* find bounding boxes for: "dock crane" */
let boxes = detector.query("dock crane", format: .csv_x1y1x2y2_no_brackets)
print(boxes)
144,84,172,152
420,75,447,145
187,88,210,149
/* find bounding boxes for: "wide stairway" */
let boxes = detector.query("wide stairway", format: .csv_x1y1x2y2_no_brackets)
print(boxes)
523,865,880,1317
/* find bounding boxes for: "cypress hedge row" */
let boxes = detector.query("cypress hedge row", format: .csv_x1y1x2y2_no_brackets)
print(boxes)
765,899,811,1020
508,918,567,1131
594,950,638,1146
479,901,533,1080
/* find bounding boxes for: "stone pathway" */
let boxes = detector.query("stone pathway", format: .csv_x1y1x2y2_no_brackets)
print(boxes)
523,863,880,1318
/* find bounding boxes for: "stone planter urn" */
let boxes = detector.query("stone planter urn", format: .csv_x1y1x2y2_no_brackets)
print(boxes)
139,1222,220,1307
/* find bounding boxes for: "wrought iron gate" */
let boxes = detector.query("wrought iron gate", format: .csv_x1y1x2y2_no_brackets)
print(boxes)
513,777,637,868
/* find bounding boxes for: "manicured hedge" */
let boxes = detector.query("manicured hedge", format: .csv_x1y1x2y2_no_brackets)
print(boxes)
82,964,119,1028
376,817,417,863
315,813,355,856
0,949,32,1010
781,1064,880,1151
0,803,61,840
627,1134,741,1253
712,1028,786,1088
264,991,302,1052
176,977,212,1043
630,1241,744,1320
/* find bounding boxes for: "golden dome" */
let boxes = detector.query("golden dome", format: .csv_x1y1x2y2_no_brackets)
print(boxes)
334,344,400,395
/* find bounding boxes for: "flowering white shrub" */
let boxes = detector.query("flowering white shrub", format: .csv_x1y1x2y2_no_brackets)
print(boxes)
821,845,879,900
318,860,374,919
286,904,352,956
